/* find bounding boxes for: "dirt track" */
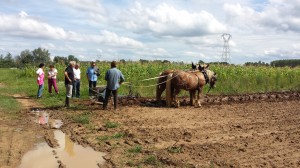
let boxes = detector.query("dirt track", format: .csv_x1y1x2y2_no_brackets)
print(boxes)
0,95,44,168
47,92,300,167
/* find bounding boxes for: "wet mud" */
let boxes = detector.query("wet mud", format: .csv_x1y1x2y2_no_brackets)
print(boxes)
19,130,105,168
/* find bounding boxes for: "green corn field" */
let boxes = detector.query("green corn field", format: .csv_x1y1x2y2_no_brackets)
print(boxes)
17,62,300,100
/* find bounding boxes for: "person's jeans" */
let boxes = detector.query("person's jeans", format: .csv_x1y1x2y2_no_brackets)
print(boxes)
103,89,118,110
65,84,73,98
72,80,81,98
37,84,44,98
48,79,59,93
88,81,97,96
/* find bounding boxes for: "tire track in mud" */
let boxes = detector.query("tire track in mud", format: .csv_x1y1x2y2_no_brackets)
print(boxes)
0,94,43,168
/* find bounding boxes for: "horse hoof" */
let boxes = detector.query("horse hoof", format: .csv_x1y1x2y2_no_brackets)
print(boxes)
194,104,201,108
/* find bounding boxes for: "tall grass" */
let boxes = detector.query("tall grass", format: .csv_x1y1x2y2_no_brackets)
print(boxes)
1,62,300,108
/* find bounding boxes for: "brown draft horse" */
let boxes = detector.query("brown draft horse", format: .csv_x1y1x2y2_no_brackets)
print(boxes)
156,63,200,103
156,65,217,107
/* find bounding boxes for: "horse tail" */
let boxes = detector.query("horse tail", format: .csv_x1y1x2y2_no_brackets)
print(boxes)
166,73,173,107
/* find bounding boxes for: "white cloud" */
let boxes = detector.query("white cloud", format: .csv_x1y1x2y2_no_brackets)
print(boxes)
184,51,206,58
40,43,55,49
1,0,300,63
118,2,227,37
85,30,144,48
19,11,28,18
185,36,223,47
0,12,143,49
264,47,300,59
0,12,70,39
151,48,171,57
57,0,106,21
224,1,300,33
57,0,105,13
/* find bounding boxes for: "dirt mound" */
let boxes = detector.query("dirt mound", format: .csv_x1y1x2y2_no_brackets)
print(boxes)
117,91,300,107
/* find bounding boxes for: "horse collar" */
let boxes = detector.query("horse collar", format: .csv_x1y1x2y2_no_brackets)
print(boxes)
201,70,209,84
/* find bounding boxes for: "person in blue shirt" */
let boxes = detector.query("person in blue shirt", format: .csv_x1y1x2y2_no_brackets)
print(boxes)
86,62,99,96
103,61,125,110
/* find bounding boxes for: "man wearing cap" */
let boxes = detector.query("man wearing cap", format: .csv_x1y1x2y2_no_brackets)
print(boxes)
103,61,125,110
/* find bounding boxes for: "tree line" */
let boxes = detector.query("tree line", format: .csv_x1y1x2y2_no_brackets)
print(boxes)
270,59,300,67
0,47,79,68
1,48,300,68
245,60,300,67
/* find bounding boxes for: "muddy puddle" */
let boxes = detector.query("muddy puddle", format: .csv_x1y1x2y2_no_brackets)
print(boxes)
19,130,105,168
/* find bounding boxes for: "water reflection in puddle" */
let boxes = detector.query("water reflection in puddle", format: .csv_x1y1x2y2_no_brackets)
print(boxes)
19,130,105,168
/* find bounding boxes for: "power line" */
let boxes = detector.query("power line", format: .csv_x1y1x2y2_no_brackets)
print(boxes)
221,33,232,63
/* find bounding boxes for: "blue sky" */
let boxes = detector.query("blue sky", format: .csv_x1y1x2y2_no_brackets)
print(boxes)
0,0,300,64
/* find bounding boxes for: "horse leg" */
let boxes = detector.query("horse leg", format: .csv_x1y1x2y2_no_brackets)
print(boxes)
189,90,195,106
195,89,202,108
173,88,180,108
156,83,165,104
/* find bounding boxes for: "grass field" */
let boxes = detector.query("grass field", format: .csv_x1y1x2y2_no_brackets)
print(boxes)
1,62,300,108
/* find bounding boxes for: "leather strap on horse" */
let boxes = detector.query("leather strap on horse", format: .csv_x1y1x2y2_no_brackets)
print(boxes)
201,70,209,84
201,70,212,93
207,86,212,93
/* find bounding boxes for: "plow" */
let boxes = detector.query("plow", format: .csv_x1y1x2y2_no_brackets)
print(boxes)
90,84,141,107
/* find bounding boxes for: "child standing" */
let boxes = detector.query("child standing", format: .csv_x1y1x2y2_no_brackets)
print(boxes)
36,63,45,98
48,65,59,94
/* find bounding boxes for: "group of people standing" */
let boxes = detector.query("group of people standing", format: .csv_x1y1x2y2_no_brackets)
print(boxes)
36,61,124,110
36,63,60,98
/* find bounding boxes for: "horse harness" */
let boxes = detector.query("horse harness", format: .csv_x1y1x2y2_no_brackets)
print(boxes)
190,70,208,89
180,71,209,90
198,70,211,93
199,70,209,84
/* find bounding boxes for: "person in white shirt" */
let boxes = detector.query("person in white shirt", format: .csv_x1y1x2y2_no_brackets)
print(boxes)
48,65,59,94
72,63,81,98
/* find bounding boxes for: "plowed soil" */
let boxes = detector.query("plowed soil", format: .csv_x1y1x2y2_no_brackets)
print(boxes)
1,91,299,168
47,92,300,167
